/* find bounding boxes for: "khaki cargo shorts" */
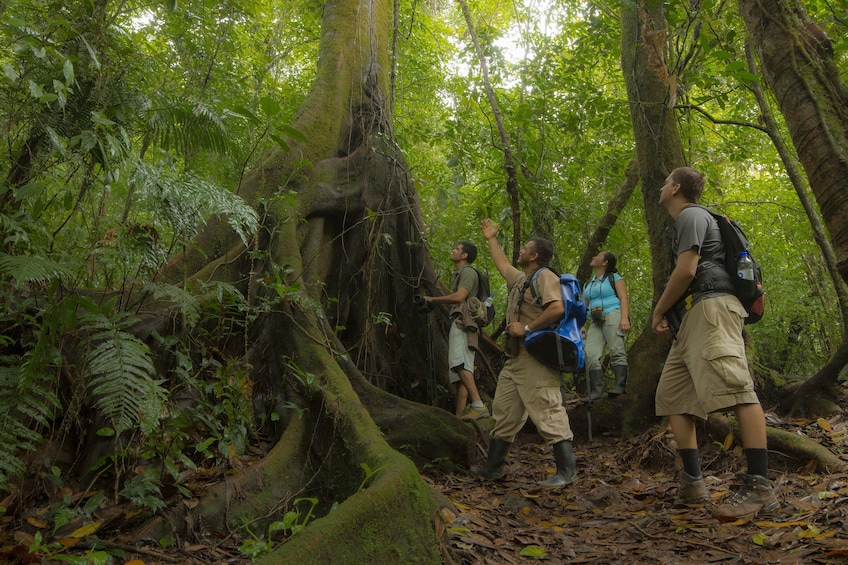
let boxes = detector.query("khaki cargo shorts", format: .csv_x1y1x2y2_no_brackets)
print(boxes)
656,295,760,419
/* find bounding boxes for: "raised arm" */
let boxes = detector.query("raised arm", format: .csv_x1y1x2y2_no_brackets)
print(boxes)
480,219,511,278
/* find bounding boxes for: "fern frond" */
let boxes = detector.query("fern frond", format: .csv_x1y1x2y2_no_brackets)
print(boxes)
86,330,165,434
0,362,58,490
0,254,76,283
133,162,258,246
140,282,201,329
84,326,167,436
147,96,231,155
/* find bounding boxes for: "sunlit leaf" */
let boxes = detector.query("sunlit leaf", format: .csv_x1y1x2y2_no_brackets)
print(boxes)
69,521,101,538
520,545,547,557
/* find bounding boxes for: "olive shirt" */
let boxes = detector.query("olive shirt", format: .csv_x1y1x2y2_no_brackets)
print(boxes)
450,266,480,319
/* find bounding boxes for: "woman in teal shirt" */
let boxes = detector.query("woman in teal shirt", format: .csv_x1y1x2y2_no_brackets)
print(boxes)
583,251,630,400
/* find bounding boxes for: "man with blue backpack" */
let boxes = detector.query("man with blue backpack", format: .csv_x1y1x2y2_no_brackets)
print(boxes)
471,219,577,488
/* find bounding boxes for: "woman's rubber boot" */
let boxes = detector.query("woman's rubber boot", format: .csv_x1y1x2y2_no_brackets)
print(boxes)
609,365,627,397
538,440,577,488
471,438,510,479
581,369,605,402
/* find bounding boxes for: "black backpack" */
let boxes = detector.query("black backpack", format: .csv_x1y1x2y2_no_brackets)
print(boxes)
463,266,495,327
697,206,765,323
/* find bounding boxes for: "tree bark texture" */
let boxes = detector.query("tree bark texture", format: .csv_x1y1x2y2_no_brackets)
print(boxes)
738,0,848,285
148,0,475,559
619,0,687,424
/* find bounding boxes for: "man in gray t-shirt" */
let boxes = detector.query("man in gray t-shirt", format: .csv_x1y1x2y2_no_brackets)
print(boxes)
652,167,778,521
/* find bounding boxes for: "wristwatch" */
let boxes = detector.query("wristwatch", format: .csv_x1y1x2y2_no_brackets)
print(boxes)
524,324,531,336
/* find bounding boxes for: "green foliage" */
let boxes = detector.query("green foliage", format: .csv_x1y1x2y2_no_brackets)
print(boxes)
132,161,258,248
0,254,76,283
119,468,166,513
239,497,318,559
0,361,59,489
79,298,167,436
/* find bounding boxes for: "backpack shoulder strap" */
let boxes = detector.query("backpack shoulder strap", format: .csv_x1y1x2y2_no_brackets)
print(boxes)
605,274,619,298
524,266,557,306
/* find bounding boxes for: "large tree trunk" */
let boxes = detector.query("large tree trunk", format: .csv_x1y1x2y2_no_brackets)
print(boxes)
738,0,848,286
148,0,474,559
743,40,848,414
618,0,688,429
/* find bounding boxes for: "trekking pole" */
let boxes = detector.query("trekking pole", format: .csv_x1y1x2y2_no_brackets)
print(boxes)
424,311,436,405
414,295,437,406
582,367,593,443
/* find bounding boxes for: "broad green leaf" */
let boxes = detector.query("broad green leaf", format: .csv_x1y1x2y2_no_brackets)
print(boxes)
270,134,291,152
63,59,74,84
520,545,547,557
280,125,308,142
2,64,18,81
80,37,101,69
260,96,281,117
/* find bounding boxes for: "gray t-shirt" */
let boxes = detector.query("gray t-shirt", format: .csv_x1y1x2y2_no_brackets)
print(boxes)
673,205,733,307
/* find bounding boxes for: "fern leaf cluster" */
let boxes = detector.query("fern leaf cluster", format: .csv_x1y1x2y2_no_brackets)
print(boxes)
81,305,167,437
0,361,60,490
133,162,258,246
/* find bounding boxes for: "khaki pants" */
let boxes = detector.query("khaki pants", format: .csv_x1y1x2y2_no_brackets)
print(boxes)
491,349,574,444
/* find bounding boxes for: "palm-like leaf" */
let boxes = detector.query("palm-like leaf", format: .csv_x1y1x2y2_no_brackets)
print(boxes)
0,254,76,283
133,162,258,246
0,363,60,489
81,306,167,436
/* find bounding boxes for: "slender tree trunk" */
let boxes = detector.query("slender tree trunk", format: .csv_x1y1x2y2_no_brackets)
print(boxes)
743,40,847,413
575,157,640,282
456,0,521,262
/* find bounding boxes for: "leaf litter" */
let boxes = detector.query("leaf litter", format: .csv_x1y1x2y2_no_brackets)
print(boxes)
424,410,848,565
0,411,845,564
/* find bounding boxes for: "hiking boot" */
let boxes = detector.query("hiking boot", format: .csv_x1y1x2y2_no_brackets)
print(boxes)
538,440,577,488
714,474,779,521
677,471,708,504
460,405,490,421
471,438,509,479
609,365,627,397
581,369,605,402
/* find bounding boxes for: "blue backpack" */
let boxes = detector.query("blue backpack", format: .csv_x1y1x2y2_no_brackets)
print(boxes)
522,269,587,373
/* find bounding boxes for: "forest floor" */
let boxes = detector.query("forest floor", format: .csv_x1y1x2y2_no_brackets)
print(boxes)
425,407,848,565
3,404,847,564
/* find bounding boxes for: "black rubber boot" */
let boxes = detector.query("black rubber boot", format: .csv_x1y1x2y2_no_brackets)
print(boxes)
609,365,627,397
471,438,510,479
538,440,577,488
581,369,604,402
